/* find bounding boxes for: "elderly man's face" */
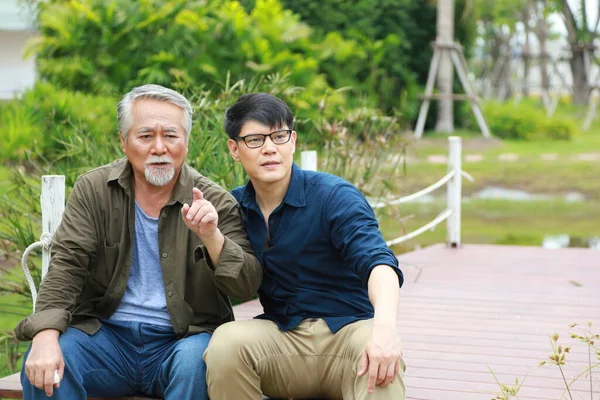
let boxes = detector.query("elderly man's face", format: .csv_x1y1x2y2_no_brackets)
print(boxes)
120,99,188,187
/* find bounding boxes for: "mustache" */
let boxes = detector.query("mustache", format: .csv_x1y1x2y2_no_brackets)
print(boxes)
145,156,174,165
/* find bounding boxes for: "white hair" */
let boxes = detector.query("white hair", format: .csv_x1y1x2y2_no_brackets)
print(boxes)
117,84,193,140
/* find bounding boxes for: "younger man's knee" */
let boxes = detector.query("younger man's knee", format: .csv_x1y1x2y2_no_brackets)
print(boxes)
204,322,250,367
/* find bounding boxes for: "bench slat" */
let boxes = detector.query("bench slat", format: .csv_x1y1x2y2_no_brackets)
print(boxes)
0,373,156,399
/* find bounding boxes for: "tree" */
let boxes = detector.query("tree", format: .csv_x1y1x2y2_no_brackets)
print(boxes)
435,0,455,132
552,0,599,104
476,0,523,100
532,0,553,94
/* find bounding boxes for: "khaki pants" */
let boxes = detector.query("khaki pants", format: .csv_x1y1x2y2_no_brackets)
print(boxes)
204,318,406,400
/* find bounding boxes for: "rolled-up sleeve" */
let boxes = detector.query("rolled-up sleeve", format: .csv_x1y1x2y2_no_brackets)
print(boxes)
326,183,404,289
14,178,96,341
198,186,262,300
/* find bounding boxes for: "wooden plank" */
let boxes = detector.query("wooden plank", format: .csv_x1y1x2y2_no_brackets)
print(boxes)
3,244,597,400
0,372,22,399
232,244,600,400
0,373,156,399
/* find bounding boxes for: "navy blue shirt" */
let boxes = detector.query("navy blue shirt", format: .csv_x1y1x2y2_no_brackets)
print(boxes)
232,163,404,333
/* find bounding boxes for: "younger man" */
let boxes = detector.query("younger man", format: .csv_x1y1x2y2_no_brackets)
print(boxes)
204,93,405,399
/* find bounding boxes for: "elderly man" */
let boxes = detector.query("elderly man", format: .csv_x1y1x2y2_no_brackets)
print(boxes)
204,93,405,399
15,84,262,400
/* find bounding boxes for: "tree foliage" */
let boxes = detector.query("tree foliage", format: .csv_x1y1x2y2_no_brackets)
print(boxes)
277,0,477,120
27,0,414,114
26,0,477,119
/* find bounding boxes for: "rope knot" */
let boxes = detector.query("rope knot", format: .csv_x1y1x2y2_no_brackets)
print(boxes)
39,233,53,250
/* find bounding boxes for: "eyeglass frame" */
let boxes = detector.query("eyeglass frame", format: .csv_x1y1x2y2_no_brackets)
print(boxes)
234,129,293,149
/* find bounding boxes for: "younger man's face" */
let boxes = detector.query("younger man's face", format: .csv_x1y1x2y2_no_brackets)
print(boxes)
227,120,296,186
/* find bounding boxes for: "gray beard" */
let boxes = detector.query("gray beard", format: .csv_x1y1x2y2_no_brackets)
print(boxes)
144,166,175,187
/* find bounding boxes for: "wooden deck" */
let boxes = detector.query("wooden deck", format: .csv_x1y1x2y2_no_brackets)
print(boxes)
233,243,600,400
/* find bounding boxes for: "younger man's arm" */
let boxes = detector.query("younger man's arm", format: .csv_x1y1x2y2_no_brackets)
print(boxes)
358,265,402,393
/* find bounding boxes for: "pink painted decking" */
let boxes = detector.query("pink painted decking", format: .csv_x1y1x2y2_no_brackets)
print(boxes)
232,243,600,400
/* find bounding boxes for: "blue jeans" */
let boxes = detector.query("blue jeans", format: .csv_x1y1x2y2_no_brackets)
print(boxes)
21,320,211,400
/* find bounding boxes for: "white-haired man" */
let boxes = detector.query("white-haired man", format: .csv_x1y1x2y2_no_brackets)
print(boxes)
16,84,262,400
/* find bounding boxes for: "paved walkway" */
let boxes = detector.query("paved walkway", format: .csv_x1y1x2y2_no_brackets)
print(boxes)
233,244,600,400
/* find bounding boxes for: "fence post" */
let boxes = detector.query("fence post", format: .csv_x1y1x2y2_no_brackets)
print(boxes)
41,175,65,279
301,150,318,171
446,137,462,247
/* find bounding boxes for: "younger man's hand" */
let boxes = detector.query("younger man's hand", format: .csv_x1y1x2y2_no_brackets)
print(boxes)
357,323,401,393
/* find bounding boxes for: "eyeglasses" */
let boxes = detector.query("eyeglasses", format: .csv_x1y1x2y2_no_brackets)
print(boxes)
235,129,292,149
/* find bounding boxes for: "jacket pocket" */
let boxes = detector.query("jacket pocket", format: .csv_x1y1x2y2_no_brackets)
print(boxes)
90,239,120,288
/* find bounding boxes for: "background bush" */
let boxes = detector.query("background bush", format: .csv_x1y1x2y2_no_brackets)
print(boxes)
27,0,477,126
27,0,379,110
480,101,579,141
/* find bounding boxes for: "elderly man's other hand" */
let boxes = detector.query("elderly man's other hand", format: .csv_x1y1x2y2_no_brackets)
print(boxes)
25,329,64,397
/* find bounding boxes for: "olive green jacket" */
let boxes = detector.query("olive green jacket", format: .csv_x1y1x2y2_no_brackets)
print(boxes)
15,158,262,341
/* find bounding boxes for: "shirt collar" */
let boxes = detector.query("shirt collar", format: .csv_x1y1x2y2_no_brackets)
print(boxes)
106,158,132,194
106,158,193,205
171,163,194,205
240,163,306,209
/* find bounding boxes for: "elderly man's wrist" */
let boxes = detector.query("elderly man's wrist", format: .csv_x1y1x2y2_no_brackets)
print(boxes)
199,229,224,245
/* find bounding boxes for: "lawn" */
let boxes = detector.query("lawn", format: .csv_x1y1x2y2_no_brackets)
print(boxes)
0,167,12,196
391,129,600,199
0,293,30,377
375,121,600,252
380,198,600,254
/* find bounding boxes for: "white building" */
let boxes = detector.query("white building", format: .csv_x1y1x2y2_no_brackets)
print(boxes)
0,0,37,100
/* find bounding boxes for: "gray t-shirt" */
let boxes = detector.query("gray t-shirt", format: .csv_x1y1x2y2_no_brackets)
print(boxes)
109,202,172,327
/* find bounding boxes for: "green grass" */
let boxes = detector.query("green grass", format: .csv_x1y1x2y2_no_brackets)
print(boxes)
0,293,29,329
0,293,30,378
385,118,600,200
406,132,600,159
393,159,600,199
0,167,12,196
380,116,600,251
380,198,600,254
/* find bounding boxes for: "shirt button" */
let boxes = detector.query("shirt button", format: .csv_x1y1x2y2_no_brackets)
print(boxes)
162,252,168,258
161,213,167,218
167,291,173,297
269,220,274,225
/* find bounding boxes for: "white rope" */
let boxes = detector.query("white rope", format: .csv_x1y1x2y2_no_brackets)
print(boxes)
385,208,453,247
370,170,456,209
461,170,474,182
21,233,53,313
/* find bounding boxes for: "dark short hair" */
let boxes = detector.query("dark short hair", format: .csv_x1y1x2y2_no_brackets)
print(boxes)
224,93,294,139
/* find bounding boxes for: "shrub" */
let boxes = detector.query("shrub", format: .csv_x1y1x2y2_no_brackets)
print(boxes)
0,101,42,160
27,0,371,108
0,82,118,165
480,101,579,141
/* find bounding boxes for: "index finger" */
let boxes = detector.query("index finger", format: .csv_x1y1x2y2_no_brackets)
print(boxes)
193,187,204,201
44,369,54,397
368,361,379,393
